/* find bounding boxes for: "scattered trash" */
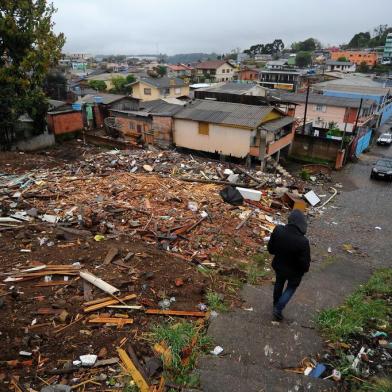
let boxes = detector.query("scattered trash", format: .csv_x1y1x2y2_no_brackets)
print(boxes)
79,354,97,367
375,226,382,230
210,346,224,356
309,363,327,378
304,190,321,207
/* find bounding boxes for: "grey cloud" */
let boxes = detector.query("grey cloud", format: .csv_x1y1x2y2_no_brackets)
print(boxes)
52,0,392,54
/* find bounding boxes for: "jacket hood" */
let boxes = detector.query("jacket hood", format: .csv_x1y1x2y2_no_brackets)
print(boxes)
287,209,307,235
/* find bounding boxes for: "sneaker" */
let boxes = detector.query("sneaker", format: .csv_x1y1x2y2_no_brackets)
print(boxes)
273,309,283,321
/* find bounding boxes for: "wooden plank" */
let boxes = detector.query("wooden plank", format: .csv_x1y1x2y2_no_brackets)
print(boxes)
88,317,134,326
117,348,150,392
145,309,207,317
103,246,119,265
34,281,71,287
83,294,137,313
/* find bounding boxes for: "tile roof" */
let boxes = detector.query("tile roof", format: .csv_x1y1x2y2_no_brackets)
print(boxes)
174,99,275,128
195,60,234,70
168,64,193,71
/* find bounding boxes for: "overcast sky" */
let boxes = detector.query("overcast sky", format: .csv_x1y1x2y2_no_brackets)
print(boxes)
52,0,392,55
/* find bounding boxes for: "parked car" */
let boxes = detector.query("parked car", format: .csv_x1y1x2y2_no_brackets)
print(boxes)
370,158,392,180
377,133,392,146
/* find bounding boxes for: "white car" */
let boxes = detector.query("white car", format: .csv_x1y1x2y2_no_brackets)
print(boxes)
377,133,392,146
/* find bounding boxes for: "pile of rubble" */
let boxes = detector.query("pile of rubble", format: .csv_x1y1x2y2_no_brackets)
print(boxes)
0,142,333,391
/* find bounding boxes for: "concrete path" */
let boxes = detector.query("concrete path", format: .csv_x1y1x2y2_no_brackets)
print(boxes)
197,123,392,392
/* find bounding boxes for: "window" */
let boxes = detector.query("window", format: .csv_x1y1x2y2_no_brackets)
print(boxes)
198,122,209,135
162,88,170,95
144,88,151,95
315,104,326,112
222,69,226,73
137,124,142,133
175,87,181,94
227,69,231,73
129,123,135,130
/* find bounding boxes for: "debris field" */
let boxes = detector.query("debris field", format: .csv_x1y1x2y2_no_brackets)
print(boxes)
0,141,327,391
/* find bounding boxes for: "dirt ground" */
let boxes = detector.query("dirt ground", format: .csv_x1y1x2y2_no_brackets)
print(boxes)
0,141,278,391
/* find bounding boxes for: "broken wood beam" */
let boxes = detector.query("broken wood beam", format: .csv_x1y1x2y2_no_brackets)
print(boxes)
145,309,207,317
88,317,134,326
83,294,137,313
117,348,150,392
178,177,250,187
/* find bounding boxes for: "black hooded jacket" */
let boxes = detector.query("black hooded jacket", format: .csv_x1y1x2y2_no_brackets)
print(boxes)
267,209,311,277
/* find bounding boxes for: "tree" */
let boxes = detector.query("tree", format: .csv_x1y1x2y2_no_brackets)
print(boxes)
291,38,321,52
156,65,167,77
295,51,312,68
110,76,128,93
126,74,136,84
88,80,107,92
243,39,285,58
337,56,348,62
44,70,67,100
0,0,65,146
357,61,370,73
347,32,371,48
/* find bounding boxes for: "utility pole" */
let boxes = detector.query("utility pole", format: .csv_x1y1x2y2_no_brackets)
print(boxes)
302,81,310,134
352,98,363,136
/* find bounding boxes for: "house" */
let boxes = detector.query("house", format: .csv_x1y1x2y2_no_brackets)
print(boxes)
173,99,295,166
167,64,193,78
382,33,392,64
330,50,378,66
128,77,190,101
108,99,183,147
194,82,268,105
325,60,356,73
265,59,288,70
280,93,377,134
76,93,140,128
312,77,392,126
194,60,236,83
259,69,304,91
282,92,380,166
237,67,260,81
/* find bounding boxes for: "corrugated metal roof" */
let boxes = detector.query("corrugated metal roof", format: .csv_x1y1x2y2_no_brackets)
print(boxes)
140,99,184,116
77,93,127,105
174,99,274,128
280,93,376,108
262,116,295,132
200,82,260,95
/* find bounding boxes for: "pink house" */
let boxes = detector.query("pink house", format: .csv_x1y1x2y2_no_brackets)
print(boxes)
280,94,376,133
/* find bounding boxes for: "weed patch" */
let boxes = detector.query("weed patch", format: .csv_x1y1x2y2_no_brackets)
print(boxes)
150,321,211,387
206,290,228,312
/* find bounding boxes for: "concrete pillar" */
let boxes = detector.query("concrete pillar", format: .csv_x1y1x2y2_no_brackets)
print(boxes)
258,129,267,171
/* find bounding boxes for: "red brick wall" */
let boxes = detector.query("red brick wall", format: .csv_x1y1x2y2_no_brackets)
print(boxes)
153,116,173,147
114,116,152,141
94,106,104,128
47,111,84,135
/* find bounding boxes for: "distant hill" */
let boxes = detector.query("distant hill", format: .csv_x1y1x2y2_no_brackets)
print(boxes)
166,53,219,64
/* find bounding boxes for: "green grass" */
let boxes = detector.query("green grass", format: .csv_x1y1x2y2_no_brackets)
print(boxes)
206,290,228,312
150,321,212,387
316,269,392,341
300,168,311,181
355,377,392,392
246,253,271,285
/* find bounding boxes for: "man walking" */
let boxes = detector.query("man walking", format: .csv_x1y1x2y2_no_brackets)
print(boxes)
267,209,311,321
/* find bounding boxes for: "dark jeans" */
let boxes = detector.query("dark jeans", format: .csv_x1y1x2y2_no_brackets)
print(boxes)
273,272,302,314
